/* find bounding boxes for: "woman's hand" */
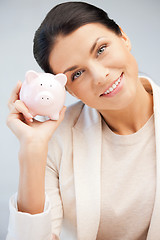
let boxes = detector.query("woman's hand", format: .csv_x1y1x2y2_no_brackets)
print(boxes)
6,81,67,214
7,81,66,145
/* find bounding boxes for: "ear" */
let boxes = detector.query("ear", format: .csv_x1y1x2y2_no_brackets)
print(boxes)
119,26,131,51
54,73,67,86
25,70,39,83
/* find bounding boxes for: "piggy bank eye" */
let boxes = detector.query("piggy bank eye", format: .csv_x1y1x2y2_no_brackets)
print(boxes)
40,83,43,86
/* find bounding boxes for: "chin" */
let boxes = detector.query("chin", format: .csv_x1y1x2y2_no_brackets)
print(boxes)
116,92,136,110
106,91,136,111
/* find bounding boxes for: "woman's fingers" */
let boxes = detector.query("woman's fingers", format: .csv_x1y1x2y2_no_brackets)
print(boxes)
7,80,67,142
52,234,58,240
8,81,33,123
36,106,67,141
8,81,22,110
42,106,67,128
12,100,33,121
7,100,32,134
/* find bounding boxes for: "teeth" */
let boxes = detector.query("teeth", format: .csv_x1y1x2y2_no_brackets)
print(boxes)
105,90,110,94
103,75,122,95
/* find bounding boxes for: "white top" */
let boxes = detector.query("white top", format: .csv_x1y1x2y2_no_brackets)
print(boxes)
6,76,160,240
97,114,156,240
7,114,156,240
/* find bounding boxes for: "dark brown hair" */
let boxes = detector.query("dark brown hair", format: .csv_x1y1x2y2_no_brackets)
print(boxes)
33,1,122,73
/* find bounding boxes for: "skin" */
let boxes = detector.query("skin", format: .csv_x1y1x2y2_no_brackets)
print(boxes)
7,84,66,211
49,23,153,135
7,83,65,239
6,22,153,240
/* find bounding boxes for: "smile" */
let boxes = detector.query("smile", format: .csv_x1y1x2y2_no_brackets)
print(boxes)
100,72,124,97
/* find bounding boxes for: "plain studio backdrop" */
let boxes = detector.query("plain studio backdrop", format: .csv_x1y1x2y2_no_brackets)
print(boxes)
0,0,160,239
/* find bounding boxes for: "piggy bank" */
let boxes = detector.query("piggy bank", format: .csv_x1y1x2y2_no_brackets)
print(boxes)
19,70,67,120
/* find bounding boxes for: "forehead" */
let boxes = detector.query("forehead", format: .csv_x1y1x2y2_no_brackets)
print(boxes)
49,23,116,73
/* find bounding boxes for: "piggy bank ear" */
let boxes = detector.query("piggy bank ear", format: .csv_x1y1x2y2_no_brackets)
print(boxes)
25,70,39,83
54,73,67,86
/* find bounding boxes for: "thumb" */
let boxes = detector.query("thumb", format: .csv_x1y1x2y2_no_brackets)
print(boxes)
40,106,67,136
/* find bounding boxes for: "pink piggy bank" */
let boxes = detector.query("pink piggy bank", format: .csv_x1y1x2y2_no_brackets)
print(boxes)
20,70,67,120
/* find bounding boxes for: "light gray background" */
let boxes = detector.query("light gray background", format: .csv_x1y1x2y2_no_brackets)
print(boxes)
0,0,160,239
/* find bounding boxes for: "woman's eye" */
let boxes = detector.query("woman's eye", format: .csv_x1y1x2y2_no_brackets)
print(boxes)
97,45,106,57
72,70,84,81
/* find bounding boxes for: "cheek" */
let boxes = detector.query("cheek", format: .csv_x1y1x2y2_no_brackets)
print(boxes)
69,83,95,107
103,45,131,69
66,81,87,100
75,84,89,99
125,53,139,78
113,50,138,79
112,51,128,67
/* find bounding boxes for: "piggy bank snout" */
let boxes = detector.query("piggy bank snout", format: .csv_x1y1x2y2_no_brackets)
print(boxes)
36,91,54,105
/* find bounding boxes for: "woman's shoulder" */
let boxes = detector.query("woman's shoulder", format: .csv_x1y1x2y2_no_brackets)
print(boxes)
139,75,160,95
64,100,85,126
65,100,84,117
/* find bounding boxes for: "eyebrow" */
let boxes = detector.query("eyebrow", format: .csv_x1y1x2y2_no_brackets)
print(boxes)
63,37,104,74
63,65,79,74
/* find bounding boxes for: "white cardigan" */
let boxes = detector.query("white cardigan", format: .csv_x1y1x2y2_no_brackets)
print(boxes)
6,77,160,240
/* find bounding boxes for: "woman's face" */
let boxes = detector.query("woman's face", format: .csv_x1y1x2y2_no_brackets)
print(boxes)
49,23,139,111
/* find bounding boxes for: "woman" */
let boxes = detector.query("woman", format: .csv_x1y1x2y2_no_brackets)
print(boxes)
6,2,160,240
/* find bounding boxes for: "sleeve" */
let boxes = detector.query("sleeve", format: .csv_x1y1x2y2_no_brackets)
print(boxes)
6,139,64,240
6,193,53,240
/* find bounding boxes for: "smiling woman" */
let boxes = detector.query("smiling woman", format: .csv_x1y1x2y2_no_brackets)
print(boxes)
6,1,160,240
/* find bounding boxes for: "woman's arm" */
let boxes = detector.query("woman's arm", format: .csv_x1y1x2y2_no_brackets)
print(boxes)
17,140,48,214
7,81,66,214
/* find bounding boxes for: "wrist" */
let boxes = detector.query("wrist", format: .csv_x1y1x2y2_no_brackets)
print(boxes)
17,141,47,214
19,139,48,167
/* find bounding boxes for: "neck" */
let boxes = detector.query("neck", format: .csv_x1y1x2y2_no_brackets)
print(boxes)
100,78,153,135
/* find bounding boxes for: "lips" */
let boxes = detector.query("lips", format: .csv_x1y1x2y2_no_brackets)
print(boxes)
100,72,123,96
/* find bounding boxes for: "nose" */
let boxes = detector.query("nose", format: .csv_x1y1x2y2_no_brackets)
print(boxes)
36,91,54,105
90,62,109,85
